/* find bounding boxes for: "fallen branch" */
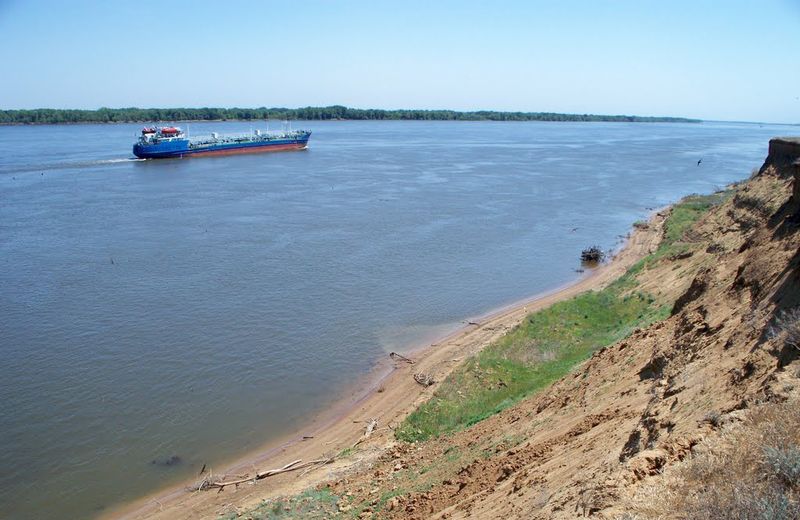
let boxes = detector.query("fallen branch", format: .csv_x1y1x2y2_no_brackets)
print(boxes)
198,458,332,491
299,455,335,477
364,418,378,439
389,351,415,364
351,418,379,449
198,418,384,492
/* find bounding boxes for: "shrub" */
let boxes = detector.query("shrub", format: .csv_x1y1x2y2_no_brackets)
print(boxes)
770,308,800,351
763,445,800,487
701,410,722,428
624,399,800,519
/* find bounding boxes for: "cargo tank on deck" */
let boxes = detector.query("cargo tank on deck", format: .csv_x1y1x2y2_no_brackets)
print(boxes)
132,126,311,159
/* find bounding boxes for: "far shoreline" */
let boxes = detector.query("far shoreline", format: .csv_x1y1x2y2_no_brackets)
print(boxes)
106,207,668,520
0,106,702,126
5,119,797,127
0,118,706,127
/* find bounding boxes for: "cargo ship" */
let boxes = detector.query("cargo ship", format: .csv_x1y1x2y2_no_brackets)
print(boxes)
132,126,311,159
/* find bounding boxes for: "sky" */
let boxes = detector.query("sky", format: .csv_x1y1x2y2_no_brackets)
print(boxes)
0,0,798,123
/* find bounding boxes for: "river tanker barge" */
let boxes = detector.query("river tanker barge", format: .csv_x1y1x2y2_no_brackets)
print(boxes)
132,126,311,159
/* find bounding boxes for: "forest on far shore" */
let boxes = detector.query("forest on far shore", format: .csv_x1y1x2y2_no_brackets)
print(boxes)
0,106,700,124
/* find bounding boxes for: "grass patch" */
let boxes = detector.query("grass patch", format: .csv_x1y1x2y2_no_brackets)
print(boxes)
648,191,730,263
337,446,354,458
371,488,407,512
396,285,669,442
395,191,726,443
227,487,339,519
662,193,724,245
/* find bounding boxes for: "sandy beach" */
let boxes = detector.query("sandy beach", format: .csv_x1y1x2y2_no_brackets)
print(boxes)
106,211,665,520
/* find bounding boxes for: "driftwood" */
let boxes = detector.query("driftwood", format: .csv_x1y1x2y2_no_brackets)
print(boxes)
199,417,382,491
364,418,377,439
414,373,435,387
350,418,378,449
299,455,335,477
197,458,332,491
389,351,415,364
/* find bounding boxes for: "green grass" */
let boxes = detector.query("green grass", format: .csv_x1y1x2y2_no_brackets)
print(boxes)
663,194,722,244
337,446,354,458
395,191,728,443
613,191,731,290
395,286,669,442
650,191,730,262
226,487,340,519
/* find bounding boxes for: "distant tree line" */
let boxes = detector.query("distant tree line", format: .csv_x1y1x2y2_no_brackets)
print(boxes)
0,106,700,124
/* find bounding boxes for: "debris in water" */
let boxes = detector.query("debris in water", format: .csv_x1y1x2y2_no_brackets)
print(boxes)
151,455,182,467
580,246,605,263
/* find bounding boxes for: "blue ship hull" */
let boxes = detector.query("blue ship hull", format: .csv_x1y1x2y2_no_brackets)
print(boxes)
133,131,311,159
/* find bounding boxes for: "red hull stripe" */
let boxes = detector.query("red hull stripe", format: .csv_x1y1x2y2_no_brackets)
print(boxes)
187,143,308,157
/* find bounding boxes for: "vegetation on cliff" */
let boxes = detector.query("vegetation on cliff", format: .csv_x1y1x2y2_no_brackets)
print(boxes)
0,106,700,125
396,191,727,442
628,398,800,519
396,288,666,442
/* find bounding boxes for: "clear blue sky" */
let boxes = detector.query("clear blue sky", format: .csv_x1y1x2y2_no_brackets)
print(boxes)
1,0,798,123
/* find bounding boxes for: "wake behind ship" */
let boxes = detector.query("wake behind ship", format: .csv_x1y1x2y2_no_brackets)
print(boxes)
132,126,311,159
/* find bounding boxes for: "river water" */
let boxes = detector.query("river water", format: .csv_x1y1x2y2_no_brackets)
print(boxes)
0,120,790,518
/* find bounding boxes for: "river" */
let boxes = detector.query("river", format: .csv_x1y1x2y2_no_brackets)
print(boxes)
0,119,790,518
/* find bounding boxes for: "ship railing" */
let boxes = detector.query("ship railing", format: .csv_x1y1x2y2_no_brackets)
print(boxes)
189,130,307,141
